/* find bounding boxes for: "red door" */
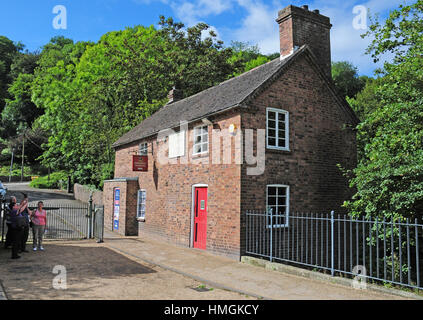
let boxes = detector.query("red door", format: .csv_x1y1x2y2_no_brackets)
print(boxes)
193,187,208,249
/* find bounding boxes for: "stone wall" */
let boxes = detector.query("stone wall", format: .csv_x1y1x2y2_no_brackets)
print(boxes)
73,183,103,207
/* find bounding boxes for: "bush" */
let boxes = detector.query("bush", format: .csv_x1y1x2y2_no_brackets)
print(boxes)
29,171,68,189
0,164,33,177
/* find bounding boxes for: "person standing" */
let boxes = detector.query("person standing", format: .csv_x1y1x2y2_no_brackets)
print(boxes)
31,201,47,251
9,196,23,259
18,193,31,253
4,200,13,249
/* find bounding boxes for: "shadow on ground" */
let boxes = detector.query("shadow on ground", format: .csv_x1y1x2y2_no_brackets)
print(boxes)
0,243,155,299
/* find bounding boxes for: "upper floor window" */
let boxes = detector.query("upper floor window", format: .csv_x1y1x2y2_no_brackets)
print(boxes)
193,125,208,155
266,108,289,151
139,142,148,155
169,130,185,158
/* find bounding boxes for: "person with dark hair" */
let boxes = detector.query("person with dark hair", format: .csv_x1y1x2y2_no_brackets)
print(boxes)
31,201,47,251
18,193,32,253
8,196,24,259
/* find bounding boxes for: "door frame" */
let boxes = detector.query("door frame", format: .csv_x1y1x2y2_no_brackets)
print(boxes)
190,183,208,248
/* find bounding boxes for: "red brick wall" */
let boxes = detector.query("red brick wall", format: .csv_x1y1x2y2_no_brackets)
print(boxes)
114,110,242,259
103,178,139,236
109,53,357,260
240,53,357,254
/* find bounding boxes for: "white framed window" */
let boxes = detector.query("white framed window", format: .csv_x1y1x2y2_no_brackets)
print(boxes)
193,125,208,155
266,184,289,228
266,107,289,151
139,142,148,155
169,130,185,158
137,189,146,220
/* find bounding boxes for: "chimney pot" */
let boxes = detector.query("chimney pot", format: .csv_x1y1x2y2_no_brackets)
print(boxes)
301,5,309,10
313,9,320,14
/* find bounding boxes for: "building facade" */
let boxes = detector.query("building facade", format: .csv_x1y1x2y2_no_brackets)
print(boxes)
103,4,358,260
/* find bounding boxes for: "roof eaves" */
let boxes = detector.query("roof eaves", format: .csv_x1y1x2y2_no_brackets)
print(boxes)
112,102,244,149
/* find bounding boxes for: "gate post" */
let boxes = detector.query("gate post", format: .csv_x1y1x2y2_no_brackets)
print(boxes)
331,210,335,277
88,193,93,239
269,207,273,262
0,199,4,243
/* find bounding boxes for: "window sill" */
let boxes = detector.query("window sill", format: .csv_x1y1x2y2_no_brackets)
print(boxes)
137,217,145,222
266,147,291,154
192,152,209,159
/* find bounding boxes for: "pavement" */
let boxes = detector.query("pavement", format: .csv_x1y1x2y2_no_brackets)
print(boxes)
102,230,409,300
0,182,412,300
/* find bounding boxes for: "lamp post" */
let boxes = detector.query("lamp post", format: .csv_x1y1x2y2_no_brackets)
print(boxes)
21,132,25,182
9,147,15,183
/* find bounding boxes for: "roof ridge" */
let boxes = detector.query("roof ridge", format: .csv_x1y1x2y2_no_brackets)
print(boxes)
158,57,281,111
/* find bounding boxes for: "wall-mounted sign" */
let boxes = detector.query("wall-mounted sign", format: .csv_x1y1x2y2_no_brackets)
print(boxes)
133,155,148,172
113,188,120,230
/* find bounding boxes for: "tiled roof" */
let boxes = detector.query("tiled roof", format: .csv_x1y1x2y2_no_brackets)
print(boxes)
112,45,358,148
112,51,295,148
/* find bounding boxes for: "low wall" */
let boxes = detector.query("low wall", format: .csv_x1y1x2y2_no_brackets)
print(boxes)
73,183,103,207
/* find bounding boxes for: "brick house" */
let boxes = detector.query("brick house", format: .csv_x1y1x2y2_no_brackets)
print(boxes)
103,4,358,260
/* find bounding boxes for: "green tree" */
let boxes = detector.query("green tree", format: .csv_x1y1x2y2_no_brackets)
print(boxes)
32,18,245,187
0,36,19,112
332,61,367,99
229,41,276,76
345,0,423,221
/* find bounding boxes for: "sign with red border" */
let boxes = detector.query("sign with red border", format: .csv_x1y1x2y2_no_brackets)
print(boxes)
133,155,148,172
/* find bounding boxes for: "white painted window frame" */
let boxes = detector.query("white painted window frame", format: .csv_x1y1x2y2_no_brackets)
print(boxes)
192,125,209,156
168,130,186,158
266,107,290,151
139,142,148,156
266,184,290,228
136,189,147,221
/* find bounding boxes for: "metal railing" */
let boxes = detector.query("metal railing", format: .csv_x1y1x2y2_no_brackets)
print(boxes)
0,201,90,241
0,198,105,242
245,210,423,290
29,203,90,240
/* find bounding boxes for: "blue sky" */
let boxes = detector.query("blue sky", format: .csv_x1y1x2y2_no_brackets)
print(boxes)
0,0,406,76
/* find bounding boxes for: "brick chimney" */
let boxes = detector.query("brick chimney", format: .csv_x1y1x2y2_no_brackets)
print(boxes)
276,4,332,79
167,86,183,104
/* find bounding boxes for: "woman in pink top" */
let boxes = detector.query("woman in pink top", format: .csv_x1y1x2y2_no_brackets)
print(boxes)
31,201,47,251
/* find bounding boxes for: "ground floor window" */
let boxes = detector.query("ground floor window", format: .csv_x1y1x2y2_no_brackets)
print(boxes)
137,190,146,220
266,184,289,227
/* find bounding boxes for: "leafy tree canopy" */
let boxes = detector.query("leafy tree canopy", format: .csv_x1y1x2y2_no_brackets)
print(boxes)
332,61,368,99
345,0,423,221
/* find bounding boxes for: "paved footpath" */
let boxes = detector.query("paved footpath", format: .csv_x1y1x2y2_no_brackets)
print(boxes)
0,183,411,300
102,231,409,300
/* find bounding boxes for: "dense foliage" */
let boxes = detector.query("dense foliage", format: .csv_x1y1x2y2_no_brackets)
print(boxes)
0,17,278,187
345,0,423,221
331,61,368,99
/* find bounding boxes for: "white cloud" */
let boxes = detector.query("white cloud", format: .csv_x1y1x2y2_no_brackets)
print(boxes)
171,0,233,26
231,0,280,54
133,0,403,75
